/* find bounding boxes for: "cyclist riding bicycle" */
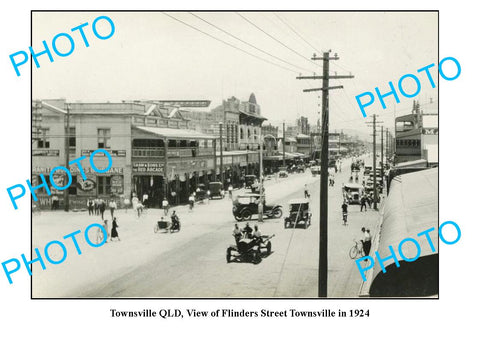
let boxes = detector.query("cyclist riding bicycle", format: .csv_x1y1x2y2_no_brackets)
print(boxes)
341,201,348,225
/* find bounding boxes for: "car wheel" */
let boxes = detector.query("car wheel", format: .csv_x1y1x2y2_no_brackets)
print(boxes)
234,214,243,222
242,210,252,220
273,208,283,218
226,248,232,263
252,250,262,264
266,241,272,255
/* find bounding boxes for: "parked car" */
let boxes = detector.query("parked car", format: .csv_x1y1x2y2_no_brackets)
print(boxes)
195,184,209,201
244,175,257,189
278,167,288,178
208,182,224,199
232,193,283,221
311,165,321,176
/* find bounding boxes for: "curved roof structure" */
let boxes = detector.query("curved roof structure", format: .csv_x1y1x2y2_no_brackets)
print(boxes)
369,167,438,297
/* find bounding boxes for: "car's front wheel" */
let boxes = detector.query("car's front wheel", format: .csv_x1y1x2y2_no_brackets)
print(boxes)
242,210,252,221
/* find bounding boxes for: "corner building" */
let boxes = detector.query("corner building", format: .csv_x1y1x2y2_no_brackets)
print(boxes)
32,99,216,210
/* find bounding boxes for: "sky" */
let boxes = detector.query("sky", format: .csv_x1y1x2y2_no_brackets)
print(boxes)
32,11,438,137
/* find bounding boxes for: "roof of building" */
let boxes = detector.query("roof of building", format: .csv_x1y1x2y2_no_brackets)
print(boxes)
369,167,438,295
133,126,214,139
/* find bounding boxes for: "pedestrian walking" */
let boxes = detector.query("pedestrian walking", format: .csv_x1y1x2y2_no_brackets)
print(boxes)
366,194,372,208
87,198,94,215
131,195,139,211
51,194,59,210
110,217,120,241
188,193,195,211
99,199,106,220
109,199,117,219
304,184,310,199
360,195,367,212
123,197,130,213
361,227,372,258
94,198,99,215
162,197,169,216
142,193,149,208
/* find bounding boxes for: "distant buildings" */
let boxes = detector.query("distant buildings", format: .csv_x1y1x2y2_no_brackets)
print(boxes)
394,100,438,165
32,94,266,210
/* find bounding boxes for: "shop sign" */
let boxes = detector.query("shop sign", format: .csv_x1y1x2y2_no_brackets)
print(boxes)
33,149,60,157
82,149,126,157
32,166,123,175
77,178,96,192
133,162,164,173
422,128,438,135
110,175,124,194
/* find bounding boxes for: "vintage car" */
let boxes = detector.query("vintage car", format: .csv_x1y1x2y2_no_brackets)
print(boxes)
226,233,275,264
232,193,283,221
278,166,289,178
194,184,209,201
311,165,321,176
343,183,364,204
244,175,257,189
284,199,311,228
208,182,224,199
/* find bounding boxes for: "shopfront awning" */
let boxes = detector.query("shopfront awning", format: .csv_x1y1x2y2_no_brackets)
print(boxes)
369,167,438,297
133,126,214,140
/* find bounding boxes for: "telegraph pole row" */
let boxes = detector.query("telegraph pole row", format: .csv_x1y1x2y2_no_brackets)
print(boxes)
296,50,354,298
366,114,383,210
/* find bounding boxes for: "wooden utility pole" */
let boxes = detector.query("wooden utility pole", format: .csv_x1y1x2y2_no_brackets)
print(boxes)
282,121,286,167
297,51,354,298
64,104,71,212
366,114,383,210
380,125,384,179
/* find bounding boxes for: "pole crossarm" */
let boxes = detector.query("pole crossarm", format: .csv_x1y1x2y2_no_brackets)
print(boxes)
296,75,354,80
311,56,339,61
303,85,344,92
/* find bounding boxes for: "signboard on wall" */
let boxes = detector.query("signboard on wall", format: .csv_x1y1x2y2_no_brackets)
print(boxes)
133,162,164,173
81,149,126,157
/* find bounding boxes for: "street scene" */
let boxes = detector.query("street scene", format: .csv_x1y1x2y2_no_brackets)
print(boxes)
31,12,438,298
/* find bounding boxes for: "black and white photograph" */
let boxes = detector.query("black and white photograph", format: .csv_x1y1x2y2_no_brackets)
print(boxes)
30,11,438,298
1,1,477,338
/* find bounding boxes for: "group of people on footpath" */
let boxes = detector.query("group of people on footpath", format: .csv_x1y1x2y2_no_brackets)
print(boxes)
87,197,119,220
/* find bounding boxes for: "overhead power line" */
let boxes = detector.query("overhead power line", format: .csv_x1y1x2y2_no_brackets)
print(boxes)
162,13,298,74
189,12,313,74
273,13,321,55
236,12,319,68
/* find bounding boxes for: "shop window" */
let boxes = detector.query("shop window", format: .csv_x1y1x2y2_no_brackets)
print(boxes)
97,176,111,195
240,127,244,140
68,127,76,152
37,128,50,148
97,128,111,148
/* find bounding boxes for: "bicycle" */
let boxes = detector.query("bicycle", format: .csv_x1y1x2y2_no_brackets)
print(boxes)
349,239,365,259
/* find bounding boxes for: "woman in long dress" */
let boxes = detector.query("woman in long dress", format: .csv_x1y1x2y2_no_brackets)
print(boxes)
110,217,120,241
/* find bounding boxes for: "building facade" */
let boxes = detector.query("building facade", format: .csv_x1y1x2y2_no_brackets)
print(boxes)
32,99,218,209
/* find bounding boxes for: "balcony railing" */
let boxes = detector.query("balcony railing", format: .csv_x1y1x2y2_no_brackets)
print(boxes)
132,148,164,157
133,147,214,158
